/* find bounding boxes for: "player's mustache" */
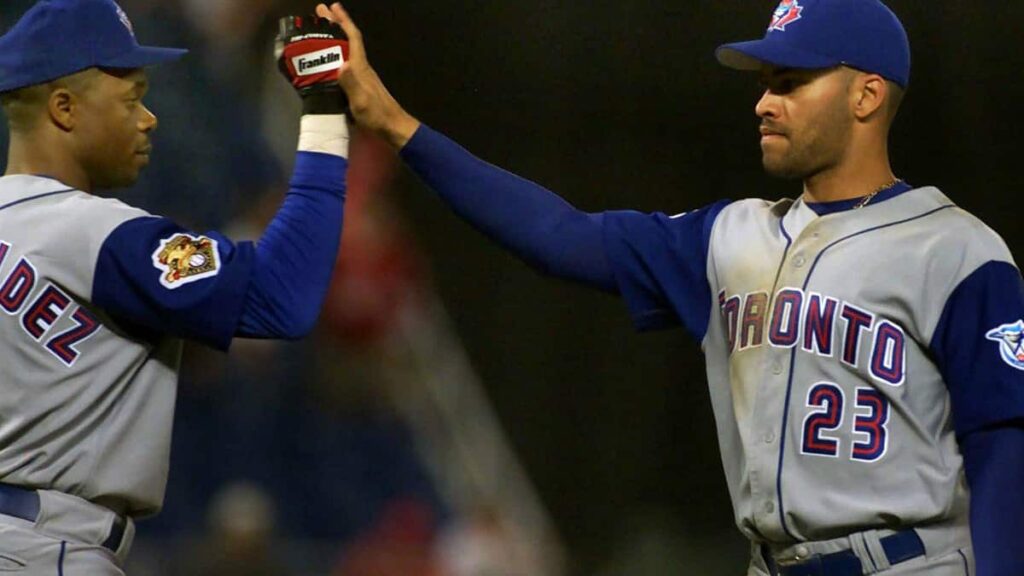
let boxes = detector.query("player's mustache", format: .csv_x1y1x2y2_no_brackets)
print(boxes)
759,122,787,137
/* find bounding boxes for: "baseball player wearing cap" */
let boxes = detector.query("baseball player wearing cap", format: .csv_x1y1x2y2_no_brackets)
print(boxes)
319,0,1024,574
0,0,351,573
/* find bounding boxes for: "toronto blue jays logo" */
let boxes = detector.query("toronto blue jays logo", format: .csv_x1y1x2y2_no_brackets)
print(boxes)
769,0,804,32
986,320,1024,371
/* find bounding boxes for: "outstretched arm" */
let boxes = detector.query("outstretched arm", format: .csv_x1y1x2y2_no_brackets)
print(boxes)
315,3,616,291
399,126,615,290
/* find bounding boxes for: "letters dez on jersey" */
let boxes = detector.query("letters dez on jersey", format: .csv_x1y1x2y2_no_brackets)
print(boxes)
0,176,253,368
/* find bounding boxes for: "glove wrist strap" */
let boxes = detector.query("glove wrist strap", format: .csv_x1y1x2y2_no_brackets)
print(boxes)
301,88,349,115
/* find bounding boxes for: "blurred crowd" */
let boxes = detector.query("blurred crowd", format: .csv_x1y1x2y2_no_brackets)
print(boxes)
0,0,562,574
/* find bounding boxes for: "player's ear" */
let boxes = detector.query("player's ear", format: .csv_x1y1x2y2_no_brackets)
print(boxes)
47,87,76,132
851,73,887,122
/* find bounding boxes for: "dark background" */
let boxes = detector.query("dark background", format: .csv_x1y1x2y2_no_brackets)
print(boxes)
2,0,1022,573
352,0,1024,569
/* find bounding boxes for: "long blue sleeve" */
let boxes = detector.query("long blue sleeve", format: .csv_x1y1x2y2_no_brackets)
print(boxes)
961,422,1024,576
237,151,347,339
399,124,615,291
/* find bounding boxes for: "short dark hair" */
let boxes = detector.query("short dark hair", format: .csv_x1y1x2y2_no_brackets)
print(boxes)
1,69,99,133
886,80,906,124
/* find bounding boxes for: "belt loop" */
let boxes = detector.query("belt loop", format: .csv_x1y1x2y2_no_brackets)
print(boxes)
113,517,135,566
760,544,780,576
848,532,878,574
863,530,892,572
101,515,126,551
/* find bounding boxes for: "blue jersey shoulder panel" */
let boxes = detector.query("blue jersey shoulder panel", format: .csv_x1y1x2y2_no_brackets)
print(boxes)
602,200,732,340
92,216,254,351
930,260,1024,435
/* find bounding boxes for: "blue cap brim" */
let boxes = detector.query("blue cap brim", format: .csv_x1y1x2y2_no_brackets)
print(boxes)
716,39,838,72
99,45,188,69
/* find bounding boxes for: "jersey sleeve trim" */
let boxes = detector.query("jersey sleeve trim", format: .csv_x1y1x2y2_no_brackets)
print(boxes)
0,188,75,212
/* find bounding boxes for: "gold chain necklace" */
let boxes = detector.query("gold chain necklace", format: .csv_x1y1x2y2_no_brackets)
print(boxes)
853,178,903,210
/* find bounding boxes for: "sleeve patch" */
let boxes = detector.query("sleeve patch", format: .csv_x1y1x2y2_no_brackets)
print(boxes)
151,234,221,289
986,320,1024,371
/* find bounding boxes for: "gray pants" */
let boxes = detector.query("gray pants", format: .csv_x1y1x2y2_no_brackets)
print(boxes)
0,489,134,575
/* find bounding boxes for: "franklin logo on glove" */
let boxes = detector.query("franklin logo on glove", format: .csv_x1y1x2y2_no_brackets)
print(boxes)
295,46,343,75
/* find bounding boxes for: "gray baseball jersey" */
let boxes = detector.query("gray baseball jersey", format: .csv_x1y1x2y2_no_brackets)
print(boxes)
602,185,1024,569
0,174,256,517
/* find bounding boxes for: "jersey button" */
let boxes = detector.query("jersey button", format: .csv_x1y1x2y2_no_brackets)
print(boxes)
764,432,776,444
771,362,783,375
793,254,806,267
763,501,775,514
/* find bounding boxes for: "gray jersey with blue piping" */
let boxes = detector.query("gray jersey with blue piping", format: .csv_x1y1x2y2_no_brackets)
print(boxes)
0,176,179,516
0,174,260,517
603,186,1024,545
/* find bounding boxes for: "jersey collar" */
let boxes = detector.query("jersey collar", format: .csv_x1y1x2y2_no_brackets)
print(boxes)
804,181,914,217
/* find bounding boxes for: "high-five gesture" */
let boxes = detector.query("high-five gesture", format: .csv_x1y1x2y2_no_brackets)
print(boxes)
315,2,420,148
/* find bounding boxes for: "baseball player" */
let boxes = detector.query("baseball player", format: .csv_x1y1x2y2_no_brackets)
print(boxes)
320,0,1024,574
0,0,352,573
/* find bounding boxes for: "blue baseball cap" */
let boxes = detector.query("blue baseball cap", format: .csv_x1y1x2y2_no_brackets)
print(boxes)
0,0,187,93
715,0,910,88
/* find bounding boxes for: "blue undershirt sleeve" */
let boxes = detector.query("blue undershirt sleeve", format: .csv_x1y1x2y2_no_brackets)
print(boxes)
236,151,347,339
399,125,614,291
398,124,727,341
960,422,1024,576
602,201,731,340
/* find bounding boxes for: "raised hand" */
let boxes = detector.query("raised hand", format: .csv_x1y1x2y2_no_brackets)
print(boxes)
276,12,350,115
315,2,420,148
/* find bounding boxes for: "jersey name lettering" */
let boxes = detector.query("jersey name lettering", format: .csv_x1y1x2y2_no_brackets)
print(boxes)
719,287,907,385
0,240,101,366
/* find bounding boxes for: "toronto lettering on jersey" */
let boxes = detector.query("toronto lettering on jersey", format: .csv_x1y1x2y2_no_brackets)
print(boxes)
719,287,907,386
0,241,100,366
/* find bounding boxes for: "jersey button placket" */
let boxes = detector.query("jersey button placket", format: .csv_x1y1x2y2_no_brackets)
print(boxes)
753,230,816,539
